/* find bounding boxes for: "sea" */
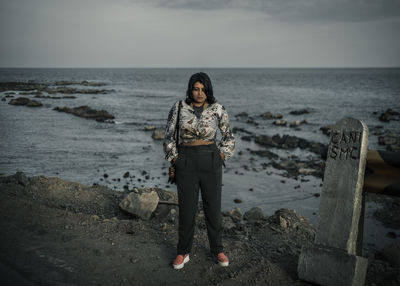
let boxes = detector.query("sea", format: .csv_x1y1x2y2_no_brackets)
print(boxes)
1,68,399,250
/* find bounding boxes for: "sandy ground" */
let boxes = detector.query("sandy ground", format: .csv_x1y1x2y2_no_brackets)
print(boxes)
0,172,399,286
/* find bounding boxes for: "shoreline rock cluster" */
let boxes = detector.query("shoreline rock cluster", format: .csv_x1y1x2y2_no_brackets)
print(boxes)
54,105,115,123
0,81,110,95
0,172,398,285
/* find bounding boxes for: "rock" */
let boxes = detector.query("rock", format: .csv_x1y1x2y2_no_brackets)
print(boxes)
8,97,30,105
55,80,105,87
290,109,309,115
53,105,115,122
320,125,334,136
298,168,317,175
383,243,400,267
228,207,243,223
379,108,399,122
26,100,43,107
0,171,29,186
123,172,130,178
144,125,156,131
269,208,315,238
234,198,242,204
260,112,273,119
119,189,159,220
244,207,264,222
152,128,164,140
249,150,279,160
235,112,248,117
273,119,287,126
378,133,400,152
289,120,301,128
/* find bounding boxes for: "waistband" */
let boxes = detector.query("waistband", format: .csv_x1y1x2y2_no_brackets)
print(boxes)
178,143,218,153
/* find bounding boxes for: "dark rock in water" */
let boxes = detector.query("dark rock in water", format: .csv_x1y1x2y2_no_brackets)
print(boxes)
255,133,326,158
55,80,106,87
103,173,108,178
290,109,309,115
249,149,279,160
379,108,399,122
144,125,156,131
232,127,253,135
378,133,400,152
26,100,43,107
260,111,273,119
320,125,334,136
152,128,165,140
244,207,264,222
234,198,242,204
8,97,30,105
53,105,115,122
123,172,130,178
289,120,301,128
241,136,252,141
235,112,248,117
273,119,287,126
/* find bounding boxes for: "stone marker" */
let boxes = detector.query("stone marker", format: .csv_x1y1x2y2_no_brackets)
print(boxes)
298,117,369,286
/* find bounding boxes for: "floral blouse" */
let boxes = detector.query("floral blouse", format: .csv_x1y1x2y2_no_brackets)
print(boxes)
163,100,235,162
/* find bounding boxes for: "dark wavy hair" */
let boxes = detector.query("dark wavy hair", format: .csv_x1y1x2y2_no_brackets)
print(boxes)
185,72,216,104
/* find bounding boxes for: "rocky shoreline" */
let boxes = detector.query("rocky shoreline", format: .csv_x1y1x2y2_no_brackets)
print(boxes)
0,172,398,286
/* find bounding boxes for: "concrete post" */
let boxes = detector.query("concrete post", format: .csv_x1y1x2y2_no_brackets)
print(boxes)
298,117,369,286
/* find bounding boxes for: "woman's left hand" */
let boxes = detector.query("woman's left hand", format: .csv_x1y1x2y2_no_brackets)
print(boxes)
220,152,225,161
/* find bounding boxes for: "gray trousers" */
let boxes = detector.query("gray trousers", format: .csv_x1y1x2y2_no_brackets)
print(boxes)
175,143,224,255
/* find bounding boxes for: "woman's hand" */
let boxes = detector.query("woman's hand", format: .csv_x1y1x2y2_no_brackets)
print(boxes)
220,152,225,161
172,156,178,164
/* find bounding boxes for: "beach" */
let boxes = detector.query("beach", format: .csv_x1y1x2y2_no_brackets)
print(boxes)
0,68,399,284
0,172,399,286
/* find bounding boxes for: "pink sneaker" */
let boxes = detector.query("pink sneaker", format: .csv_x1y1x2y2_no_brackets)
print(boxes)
172,254,190,269
217,252,229,267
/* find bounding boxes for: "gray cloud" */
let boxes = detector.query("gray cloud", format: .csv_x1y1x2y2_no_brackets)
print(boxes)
147,0,400,22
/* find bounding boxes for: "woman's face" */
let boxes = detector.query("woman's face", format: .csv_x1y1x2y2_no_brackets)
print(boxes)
192,82,207,105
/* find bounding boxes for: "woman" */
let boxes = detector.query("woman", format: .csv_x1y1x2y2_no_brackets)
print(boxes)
163,72,235,270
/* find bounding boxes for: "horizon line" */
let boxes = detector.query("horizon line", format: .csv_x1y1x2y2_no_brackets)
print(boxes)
0,66,399,69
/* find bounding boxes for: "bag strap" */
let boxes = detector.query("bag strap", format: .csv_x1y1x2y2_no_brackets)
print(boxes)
174,100,182,146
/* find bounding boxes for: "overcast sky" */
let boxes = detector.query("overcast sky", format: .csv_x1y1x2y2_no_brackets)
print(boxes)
1,0,399,68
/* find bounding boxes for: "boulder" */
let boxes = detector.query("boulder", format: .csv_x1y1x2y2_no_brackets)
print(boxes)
144,125,156,131
244,207,264,222
53,105,115,122
228,207,243,223
378,133,400,152
289,120,301,128
26,100,43,107
152,128,165,140
260,111,273,119
320,125,334,136
8,97,30,105
119,189,159,220
290,109,309,115
0,171,29,186
273,119,287,126
379,108,399,122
